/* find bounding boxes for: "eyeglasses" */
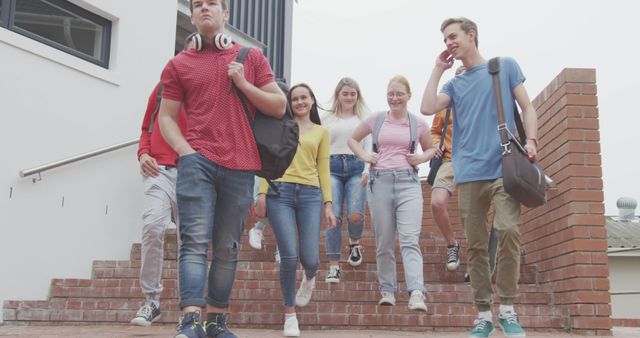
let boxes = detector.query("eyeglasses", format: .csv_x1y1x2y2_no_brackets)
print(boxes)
387,91,407,98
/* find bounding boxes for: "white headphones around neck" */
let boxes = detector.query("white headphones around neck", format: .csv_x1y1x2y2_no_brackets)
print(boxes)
190,33,233,51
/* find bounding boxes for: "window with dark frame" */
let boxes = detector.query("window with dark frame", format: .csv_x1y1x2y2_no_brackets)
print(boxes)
0,0,6,24
1,0,111,68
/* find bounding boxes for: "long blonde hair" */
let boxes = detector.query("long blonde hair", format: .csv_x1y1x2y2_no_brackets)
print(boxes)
328,77,369,120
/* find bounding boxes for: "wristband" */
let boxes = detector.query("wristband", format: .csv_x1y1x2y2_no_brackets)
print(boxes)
527,136,538,147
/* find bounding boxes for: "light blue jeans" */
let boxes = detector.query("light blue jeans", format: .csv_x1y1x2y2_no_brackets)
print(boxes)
367,169,425,294
176,153,254,309
326,154,366,261
266,182,323,307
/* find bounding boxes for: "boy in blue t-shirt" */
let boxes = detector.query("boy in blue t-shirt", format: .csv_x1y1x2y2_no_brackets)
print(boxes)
420,17,539,338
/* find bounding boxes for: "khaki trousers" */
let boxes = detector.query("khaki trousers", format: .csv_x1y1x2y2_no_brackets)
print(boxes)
458,178,522,311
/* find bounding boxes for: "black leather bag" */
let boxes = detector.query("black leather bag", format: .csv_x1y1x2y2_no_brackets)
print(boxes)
426,108,451,186
426,156,443,186
488,57,546,208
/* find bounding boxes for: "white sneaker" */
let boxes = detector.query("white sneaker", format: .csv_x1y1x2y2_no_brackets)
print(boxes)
408,290,427,312
295,275,315,307
283,315,300,337
378,291,396,306
248,227,263,250
325,265,340,283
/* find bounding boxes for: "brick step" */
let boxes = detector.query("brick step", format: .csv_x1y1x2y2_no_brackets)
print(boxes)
129,232,539,283
3,298,565,329
130,230,468,259
126,232,532,283
130,239,467,262
91,259,535,284
90,260,469,283
47,277,549,305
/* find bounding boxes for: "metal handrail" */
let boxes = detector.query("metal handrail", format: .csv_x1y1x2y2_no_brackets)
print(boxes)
19,138,139,180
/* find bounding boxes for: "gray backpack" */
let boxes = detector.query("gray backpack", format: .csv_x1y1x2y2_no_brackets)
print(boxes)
371,111,418,170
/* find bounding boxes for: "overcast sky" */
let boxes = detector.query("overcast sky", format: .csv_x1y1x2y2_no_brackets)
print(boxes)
289,0,639,215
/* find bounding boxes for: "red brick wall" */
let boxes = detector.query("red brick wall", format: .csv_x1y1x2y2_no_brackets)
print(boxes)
524,68,611,335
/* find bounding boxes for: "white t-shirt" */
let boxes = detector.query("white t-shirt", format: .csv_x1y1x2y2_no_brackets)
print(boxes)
320,112,371,156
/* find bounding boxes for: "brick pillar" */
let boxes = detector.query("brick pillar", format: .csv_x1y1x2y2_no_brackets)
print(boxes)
524,68,611,335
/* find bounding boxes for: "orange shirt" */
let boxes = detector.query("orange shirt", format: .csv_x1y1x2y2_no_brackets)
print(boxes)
430,108,453,161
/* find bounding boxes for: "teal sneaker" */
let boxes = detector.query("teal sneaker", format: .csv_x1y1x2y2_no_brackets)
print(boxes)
498,311,526,337
469,318,495,338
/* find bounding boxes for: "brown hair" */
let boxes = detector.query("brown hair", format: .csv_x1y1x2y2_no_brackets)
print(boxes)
288,83,321,125
440,17,478,47
190,0,228,13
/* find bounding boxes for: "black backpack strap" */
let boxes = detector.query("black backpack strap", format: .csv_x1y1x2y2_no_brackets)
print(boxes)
234,47,255,132
513,106,527,146
235,46,251,64
147,84,163,133
438,108,452,152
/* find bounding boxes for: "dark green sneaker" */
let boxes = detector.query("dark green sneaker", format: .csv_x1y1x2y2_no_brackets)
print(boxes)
498,311,526,337
469,318,495,338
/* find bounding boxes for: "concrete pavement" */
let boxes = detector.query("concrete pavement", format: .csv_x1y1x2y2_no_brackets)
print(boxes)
0,325,639,337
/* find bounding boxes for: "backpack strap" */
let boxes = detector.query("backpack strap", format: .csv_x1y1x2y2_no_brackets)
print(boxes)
371,111,418,153
235,47,251,64
147,84,163,133
438,108,452,153
371,112,386,153
407,112,417,154
234,47,255,129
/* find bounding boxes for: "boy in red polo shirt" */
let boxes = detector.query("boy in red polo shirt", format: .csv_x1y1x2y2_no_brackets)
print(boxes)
158,1,286,337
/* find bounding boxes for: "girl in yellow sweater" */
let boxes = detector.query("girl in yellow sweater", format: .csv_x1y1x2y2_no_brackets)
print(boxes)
255,83,337,336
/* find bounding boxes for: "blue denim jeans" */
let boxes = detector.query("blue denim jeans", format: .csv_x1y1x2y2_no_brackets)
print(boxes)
326,154,366,261
367,169,425,294
266,182,322,307
176,153,254,309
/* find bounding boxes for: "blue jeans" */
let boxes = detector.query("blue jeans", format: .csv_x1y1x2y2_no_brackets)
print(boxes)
176,153,254,309
266,182,322,307
326,155,366,261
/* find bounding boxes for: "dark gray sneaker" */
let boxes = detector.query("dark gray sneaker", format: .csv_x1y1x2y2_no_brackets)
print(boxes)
446,242,460,271
205,313,237,338
130,302,161,326
175,312,206,338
